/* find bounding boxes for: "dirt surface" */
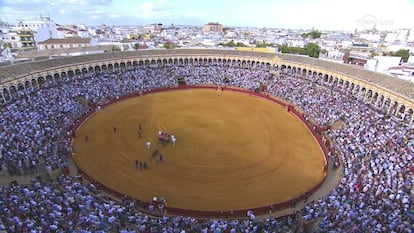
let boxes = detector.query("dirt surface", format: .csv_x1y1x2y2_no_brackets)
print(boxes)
72,89,325,212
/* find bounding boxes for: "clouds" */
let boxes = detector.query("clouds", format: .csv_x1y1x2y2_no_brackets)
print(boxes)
0,0,412,29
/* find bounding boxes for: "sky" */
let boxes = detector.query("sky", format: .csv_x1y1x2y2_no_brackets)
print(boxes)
0,0,413,30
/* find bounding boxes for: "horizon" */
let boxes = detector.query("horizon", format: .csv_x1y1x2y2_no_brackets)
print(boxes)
1,0,414,31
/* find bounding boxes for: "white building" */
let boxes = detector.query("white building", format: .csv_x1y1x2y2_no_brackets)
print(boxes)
77,29,89,38
0,47,12,63
366,56,402,73
385,33,398,43
17,16,59,43
360,33,381,42
388,64,414,82
7,29,36,49
407,29,414,42
0,25,10,45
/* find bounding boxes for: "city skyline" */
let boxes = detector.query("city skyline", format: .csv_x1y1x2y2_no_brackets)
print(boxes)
0,0,414,30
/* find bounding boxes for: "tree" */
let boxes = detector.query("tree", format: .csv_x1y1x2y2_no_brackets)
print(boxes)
219,40,247,47
389,49,410,62
256,40,274,48
301,30,322,39
133,43,140,50
279,43,320,58
236,42,247,47
370,51,379,58
164,42,176,49
111,46,121,52
304,42,321,58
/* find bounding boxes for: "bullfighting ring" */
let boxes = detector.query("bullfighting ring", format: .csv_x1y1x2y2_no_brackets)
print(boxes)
72,86,327,217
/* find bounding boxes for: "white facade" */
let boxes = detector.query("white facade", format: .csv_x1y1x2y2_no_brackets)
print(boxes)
360,33,380,42
77,30,89,38
385,33,398,42
34,21,59,42
407,29,414,42
407,56,414,64
16,17,59,43
369,56,402,73
0,27,10,44
18,19,46,31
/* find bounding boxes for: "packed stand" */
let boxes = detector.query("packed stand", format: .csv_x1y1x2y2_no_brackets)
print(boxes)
0,63,412,232
268,74,413,232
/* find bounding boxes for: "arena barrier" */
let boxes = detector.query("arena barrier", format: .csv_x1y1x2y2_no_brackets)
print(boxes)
71,85,331,218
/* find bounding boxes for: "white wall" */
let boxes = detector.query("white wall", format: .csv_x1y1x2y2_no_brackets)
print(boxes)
373,56,401,72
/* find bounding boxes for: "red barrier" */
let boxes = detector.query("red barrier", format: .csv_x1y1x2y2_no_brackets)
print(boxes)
70,85,331,218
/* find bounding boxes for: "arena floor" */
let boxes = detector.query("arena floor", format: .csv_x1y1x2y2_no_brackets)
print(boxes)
72,88,326,213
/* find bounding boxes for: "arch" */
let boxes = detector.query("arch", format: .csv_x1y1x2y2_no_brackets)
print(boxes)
17,83,25,92
301,68,307,76
114,63,120,71
344,81,350,91
397,105,406,119
365,89,373,103
31,78,38,89
404,108,413,123
287,65,292,74
316,72,322,82
376,95,384,108
88,66,95,74
138,60,144,67
389,101,399,115
2,88,10,102
280,65,287,74
382,98,391,113
323,74,329,83
46,74,53,84
360,87,367,100
333,77,338,87
354,85,360,96
108,64,114,72
102,64,108,72
61,72,68,82
120,62,126,71
54,73,61,83
371,92,379,105
95,66,101,73
349,82,355,92
75,69,82,76
38,76,46,87
9,85,18,99
24,80,31,90
126,61,132,70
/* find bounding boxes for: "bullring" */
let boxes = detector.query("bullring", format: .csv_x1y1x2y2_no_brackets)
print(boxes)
0,49,413,232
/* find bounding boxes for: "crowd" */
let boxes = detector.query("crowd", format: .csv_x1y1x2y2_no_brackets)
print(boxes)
0,62,412,232
268,74,413,232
